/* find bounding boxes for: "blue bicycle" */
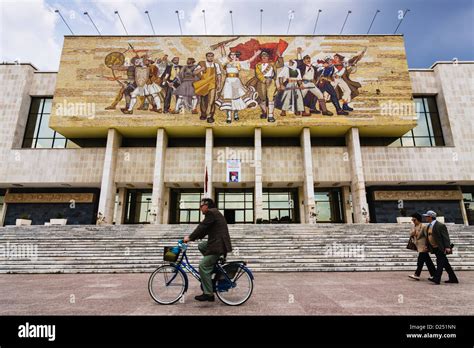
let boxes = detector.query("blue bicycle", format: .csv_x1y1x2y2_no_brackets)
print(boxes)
148,240,254,306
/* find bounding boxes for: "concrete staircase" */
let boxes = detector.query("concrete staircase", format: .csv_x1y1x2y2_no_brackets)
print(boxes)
1,224,473,273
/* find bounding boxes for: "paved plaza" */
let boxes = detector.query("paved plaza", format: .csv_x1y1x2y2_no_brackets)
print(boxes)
0,271,473,315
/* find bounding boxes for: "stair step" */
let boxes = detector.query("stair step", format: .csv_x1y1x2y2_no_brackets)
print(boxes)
1,223,473,273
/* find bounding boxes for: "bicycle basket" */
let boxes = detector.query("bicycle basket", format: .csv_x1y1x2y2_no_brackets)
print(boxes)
163,246,180,262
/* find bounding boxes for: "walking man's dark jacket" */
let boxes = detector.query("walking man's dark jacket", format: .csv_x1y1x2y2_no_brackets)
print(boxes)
189,208,232,256
427,220,452,252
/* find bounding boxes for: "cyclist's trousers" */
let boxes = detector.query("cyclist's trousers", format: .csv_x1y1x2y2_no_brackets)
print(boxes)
198,241,221,295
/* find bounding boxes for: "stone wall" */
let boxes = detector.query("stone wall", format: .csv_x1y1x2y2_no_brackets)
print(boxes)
214,147,255,183
262,147,303,183
164,147,205,183
312,147,351,183
115,148,155,185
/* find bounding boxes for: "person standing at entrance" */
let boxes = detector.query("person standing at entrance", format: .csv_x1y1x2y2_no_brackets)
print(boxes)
183,198,232,302
424,210,459,285
408,213,436,280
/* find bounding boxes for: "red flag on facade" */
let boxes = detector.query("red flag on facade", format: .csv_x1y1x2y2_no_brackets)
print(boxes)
230,38,289,69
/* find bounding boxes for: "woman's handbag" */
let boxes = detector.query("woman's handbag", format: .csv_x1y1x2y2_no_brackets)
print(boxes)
406,236,417,251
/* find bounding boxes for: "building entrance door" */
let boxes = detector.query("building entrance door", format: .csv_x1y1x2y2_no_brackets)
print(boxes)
224,209,236,224
463,192,474,225
216,189,254,224
314,188,344,223
124,189,152,224
169,189,205,224
262,188,300,223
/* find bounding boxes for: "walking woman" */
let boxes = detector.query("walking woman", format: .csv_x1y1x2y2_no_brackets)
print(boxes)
408,213,436,280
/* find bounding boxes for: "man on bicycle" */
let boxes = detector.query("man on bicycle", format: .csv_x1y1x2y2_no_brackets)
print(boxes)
183,198,232,302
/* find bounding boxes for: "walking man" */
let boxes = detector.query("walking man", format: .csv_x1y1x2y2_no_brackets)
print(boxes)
424,210,459,285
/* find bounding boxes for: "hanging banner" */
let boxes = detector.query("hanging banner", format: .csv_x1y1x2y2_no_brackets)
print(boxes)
226,159,241,183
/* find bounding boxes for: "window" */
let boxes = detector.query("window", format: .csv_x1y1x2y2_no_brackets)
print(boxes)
463,192,474,225
398,97,444,147
124,190,153,224
262,189,299,223
0,192,4,225
314,189,344,223
22,97,73,148
178,192,205,223
216,189,254,224
169,189,205,224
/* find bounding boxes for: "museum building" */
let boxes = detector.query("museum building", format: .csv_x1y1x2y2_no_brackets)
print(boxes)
0,35,473,226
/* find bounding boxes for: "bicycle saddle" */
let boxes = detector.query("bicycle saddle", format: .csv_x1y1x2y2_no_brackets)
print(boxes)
217,253,227,264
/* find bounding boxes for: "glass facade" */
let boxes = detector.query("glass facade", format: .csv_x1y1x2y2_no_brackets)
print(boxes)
463,192,474,225
393,96,444,147
124,189,153,224
314,189,344,223
22,97,78,148
169,189,204,224
0,192,4,224
216,189,254,224
262,189,299,223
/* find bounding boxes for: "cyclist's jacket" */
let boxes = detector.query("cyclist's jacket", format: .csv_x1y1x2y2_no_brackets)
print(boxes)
189,208,233,256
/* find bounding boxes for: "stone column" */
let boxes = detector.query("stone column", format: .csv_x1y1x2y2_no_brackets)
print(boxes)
458,187,469,226
460,199,469,226
300,128,316,224
345,127,369,223
341,186,353,224
114,187,127,225
254,128,263,223
162,187,171,224
0,189,9,227
97,128,122,224
151,128,168,224
204,128,214,199
298,186,306,223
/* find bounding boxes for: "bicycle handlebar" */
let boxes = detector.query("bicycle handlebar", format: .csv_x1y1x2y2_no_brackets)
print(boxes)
177,240,188,251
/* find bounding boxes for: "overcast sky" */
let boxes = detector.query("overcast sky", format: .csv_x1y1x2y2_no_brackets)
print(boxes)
1,0,473,71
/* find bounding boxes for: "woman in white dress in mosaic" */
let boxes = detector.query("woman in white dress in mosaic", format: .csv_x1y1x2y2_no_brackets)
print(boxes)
216,50,261,123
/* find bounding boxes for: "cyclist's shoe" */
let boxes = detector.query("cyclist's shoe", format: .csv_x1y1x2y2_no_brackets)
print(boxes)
194,293,215,302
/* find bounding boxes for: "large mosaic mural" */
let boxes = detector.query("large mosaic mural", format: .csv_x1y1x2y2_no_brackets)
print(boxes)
50,35,416,136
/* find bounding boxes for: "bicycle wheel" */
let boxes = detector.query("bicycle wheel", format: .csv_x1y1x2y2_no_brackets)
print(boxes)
215,264,254,306
148,265,186,305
